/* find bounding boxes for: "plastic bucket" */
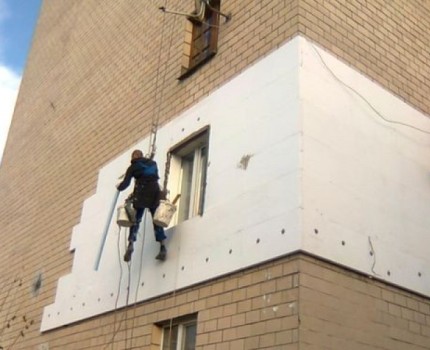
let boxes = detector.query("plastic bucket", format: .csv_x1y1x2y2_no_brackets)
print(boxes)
153,200,177,228
117,205,134,227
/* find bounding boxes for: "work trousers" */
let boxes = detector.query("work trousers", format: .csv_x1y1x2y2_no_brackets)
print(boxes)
128,207,166,243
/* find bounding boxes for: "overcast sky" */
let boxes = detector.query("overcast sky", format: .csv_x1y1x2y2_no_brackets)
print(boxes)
0,0,41,163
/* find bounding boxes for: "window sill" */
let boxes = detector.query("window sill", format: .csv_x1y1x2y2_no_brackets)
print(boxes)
178,52,216,81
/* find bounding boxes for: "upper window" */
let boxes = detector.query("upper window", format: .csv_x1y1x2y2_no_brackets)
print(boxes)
168,128,209,224
160,315,197,350
179,0,221,79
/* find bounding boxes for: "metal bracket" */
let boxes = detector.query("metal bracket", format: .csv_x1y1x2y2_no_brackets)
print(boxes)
159,0,231,23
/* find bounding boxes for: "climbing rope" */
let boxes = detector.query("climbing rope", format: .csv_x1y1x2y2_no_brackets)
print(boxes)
103,225,125,349
147,0,171,158
129,209,149,345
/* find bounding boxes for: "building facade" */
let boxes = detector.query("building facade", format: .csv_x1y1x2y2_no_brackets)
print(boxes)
0,1,429,349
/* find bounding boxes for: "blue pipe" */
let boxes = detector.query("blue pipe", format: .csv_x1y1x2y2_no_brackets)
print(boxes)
94,190,120,270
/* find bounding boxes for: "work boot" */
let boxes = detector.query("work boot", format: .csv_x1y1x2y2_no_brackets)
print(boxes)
124,242,134,262
155,245,167,261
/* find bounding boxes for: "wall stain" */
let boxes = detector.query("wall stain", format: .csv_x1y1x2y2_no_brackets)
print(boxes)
238,154,253,170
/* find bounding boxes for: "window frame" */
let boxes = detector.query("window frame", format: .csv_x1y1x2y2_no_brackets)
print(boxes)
167,127,210,225
159,314,198,350
178,0,221,80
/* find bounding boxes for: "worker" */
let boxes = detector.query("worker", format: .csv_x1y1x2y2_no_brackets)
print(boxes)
117,149,167,262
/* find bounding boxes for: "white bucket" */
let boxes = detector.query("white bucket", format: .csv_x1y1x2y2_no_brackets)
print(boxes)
117,205,134,227
153,200,177,228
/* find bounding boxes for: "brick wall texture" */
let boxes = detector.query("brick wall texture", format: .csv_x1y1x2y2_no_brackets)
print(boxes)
0,0,429,349
2,254,430,349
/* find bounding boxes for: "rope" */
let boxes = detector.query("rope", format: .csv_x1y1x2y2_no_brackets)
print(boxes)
109,2,182,347
162,152,172,194
310,42,430,135
123,261,132,349
103,226,126,350
155,3,183,343
106,210,147,349
129,209,148,345
148,0,170,158
166,245,181,348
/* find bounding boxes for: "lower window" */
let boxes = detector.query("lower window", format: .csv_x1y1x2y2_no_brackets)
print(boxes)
161,316,197,350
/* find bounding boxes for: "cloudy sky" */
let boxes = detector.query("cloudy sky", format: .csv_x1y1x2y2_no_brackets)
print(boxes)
0,0,41,162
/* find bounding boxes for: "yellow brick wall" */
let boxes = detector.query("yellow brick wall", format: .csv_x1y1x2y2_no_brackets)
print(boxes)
299,256,430,350
300,0,430,116
1,0,429,349
0,1,298,344
2,253,429,349
1,256,301,350
0,1,299,347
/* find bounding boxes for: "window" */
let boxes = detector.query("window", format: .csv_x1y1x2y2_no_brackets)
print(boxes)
179,0,221,79
168,129,209,224
161,316,197,350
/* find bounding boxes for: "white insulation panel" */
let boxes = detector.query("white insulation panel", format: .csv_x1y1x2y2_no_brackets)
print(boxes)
299,38,430,296
41,38,302,331
41,36,430,331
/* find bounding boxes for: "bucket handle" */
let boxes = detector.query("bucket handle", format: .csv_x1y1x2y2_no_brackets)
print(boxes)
171,194,181,205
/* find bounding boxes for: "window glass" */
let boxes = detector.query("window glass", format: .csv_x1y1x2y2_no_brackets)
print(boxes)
178,152,195,222
197,146,208,215
183,323,197,350
169,129,209,224
162,325,178,350
160,317,197,350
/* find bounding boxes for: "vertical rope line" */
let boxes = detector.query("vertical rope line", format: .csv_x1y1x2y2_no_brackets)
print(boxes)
159,5,181,347
119,1,179,347
123,261,132,350
148,0,170,157
104,226,125,350
129,209,148,344
152,0,179,194
156,0,177,132
112,226,124,349
167,244,181,348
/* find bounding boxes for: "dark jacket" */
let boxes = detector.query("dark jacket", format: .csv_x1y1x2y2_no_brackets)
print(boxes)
117,157,161,209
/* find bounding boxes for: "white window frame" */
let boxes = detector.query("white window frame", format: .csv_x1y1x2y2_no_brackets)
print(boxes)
168,128,209,225
160,317,197,350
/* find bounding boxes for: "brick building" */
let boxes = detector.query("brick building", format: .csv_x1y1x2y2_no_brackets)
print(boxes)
0,1,430,349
